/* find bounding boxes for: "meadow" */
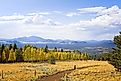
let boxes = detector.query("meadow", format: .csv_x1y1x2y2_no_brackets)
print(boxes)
0,61,121,81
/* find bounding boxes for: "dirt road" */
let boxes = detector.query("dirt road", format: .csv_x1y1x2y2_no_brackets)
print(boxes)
36,65,99,81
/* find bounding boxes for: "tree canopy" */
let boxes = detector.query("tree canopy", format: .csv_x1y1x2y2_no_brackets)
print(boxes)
0,44,90,63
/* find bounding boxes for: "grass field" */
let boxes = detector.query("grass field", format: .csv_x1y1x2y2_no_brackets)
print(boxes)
0,61,121,81
61,61,121,81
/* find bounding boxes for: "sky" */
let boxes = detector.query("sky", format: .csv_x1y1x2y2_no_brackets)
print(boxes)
0,0,121,40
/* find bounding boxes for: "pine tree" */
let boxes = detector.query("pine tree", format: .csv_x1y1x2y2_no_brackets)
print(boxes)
109,32,121,71
13,43,17,51
0,46,2,62
15,49,23,62
44,45,48,53
9,44,12,50
60,49,63,52
54,47,57,52
0,44,5,62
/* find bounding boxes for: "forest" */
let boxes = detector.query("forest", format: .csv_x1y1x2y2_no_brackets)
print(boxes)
0,44,90,63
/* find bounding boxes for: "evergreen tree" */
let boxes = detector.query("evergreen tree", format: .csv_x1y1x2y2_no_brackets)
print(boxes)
9,44,12,50
1,44,5,51
15,48,23,62
0,44,5,62
44,45,48,53
0,46,2,62
13,43,17,51
61,49,63,52
54,47,57,52
110,32,121,71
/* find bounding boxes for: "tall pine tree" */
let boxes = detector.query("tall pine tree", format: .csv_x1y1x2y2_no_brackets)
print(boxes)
110,32,121,71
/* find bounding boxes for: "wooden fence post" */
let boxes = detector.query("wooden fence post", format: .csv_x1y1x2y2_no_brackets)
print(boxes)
2,70,4,79
74,65,76,70
34,70,36,77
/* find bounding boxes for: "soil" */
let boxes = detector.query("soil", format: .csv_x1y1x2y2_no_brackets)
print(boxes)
36,65,99,81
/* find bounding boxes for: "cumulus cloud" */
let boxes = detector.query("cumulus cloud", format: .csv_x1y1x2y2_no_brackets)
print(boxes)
68,5,121,40
71,14,121,28
66,5,120,17
71,5,121,27
0,12,61,26
24,14,61,26
99,5,120,15
0,6,121,40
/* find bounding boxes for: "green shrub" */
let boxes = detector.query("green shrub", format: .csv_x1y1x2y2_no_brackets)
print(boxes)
48,56,56,64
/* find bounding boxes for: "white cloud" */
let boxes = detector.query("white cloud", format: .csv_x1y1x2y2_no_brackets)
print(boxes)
0,15,25,22
66,12,80,17
27,12,50,16
68,5,121,40
24,14,61,26
77,6,106,14
66,5,120,17
0,6,120,40
0,12,61,26
99,5,120,15
53,11,62,14
66,6,106,17
71,5,121,28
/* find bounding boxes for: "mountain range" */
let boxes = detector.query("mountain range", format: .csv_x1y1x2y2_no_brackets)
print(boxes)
0,36,115,54
0,36,115,48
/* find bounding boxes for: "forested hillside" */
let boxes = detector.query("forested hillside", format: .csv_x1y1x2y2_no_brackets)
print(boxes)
0,44,90,63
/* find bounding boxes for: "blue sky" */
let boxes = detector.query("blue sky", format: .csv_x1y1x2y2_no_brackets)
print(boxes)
0,0,121,14
0,0,121,40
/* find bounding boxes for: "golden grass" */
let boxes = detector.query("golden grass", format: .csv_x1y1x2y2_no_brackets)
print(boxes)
0,61,120,81
64,61,121,81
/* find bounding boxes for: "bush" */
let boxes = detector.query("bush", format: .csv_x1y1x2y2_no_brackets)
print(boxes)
48,56,56,64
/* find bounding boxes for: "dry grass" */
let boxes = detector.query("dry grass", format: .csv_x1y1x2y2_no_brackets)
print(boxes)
62,61,121,81
0,61,120,81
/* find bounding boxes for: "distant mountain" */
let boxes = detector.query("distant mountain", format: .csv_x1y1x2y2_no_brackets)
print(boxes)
10,36,87,44
0,36,115,47
0,36,115,55
13,36,46,42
